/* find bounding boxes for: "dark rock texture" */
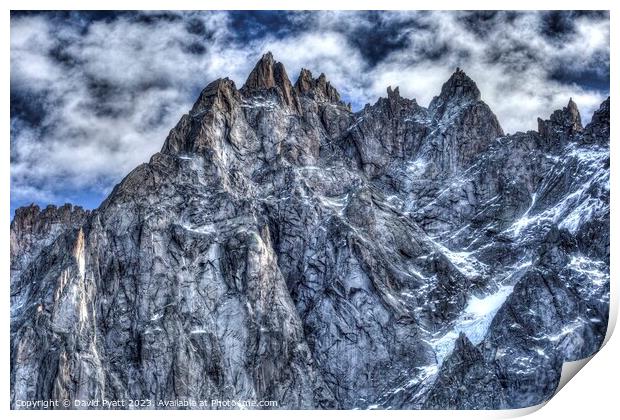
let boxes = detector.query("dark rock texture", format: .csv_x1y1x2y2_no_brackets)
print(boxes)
10,204,89,277
10,53,610,410
423,333,505,409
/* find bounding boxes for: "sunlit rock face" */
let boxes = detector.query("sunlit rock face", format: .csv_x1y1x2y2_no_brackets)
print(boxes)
10,53,609,410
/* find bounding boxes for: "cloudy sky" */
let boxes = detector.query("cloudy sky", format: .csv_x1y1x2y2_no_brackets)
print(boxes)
10,11,609,215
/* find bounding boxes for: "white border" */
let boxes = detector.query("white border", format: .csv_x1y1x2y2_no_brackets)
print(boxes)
2,1,617,419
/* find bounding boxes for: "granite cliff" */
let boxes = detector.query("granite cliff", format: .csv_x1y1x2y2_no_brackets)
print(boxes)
10,53,610,409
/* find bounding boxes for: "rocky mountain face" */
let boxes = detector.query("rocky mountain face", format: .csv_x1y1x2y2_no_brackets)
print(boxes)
11,204,89,280
10,53,610,410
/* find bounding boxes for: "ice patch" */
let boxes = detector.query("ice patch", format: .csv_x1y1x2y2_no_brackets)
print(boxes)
567,144,608,163
465,285,514,318
567,255,608,287
511,259,533,271
408,365,438,385
511,193,537,236
241,97,278,110
544,318,584,342
430,285,514,364
408,267,429,280
558,197,600,234
403,114,431,124
431,239,486,279
182,223,216,235
386,364,439,398
406,158,428,176
319,194,349,216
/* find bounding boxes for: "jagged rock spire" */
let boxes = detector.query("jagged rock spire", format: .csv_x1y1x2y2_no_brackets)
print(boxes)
589,97,610,129
583,97,609,143
537,98,583,144
567,97,580,119
241,52,300,112
190,77,240,115
429,68,482,117
384,85,413,115
161,77,241,155
552,97,582,130
295,68,315,94
242,52,277,91
438,68,481,102
294,68,345,107
386,85,401,100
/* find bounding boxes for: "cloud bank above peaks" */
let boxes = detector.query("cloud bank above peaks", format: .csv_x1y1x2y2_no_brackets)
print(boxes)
10,11,609,212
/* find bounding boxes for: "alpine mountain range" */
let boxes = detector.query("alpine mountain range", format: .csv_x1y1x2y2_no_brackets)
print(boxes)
10,52,610,409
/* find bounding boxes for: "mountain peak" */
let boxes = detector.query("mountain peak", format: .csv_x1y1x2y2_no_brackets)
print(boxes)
296,68,314,91
387,85,401,100
583,97,609,143
294,68,344,106
241,52,299,111
553,98,582,128
563,97,582,127
439,67,481,102
428,68,481,116
538,98,583,140
241,51,279,92
190,77,239,115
